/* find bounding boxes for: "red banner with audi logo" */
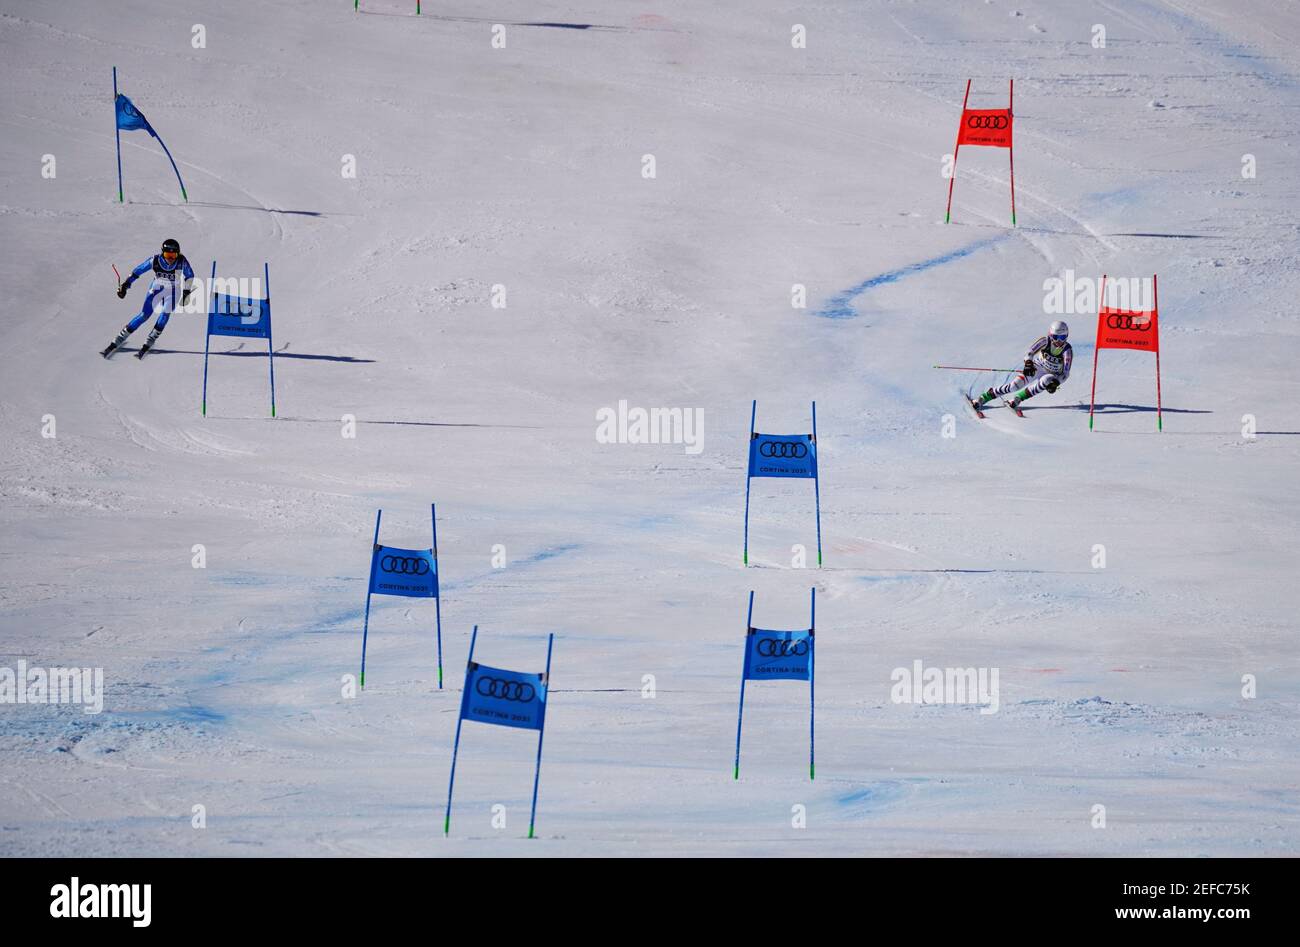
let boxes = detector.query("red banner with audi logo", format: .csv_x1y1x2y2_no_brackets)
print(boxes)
1089,274,1164,431
957,109,1013,148
946,79,1016,225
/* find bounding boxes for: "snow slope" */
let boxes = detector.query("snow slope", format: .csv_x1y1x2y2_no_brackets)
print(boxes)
1,0,1297,855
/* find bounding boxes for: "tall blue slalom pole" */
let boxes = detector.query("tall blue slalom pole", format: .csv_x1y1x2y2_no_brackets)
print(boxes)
528,633,554,839
264,263,275,417
201,260,215,416
113,67,123,203
359,509,381,688
733,590,754,779
812,401,823,567
743,400,756,565
445,625,476,835
431,503,443,689
809,586,816,780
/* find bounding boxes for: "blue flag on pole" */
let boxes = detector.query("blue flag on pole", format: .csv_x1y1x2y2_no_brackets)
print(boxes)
358,506,445,690
743,401,824,566
111,68,187,202
460,662,548,731
369,545,438,598
446,628,555,838
115,94,157,136
734,589,816,780
201,262,276,418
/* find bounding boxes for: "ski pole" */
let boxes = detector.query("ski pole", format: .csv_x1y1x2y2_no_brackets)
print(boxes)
112,264,122,291
933,364,1019,373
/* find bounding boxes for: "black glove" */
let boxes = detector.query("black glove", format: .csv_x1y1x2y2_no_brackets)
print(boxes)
1044,377,1059,394
116,283,128,299
1023,358,1036,377
181,287,192,306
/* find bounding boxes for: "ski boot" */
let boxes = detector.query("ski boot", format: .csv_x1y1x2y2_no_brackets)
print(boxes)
100,325,132,359
135,327,163,360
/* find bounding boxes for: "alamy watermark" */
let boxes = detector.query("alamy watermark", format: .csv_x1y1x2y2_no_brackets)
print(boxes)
596,400,704,454
0,660,104,714
890,659,999,715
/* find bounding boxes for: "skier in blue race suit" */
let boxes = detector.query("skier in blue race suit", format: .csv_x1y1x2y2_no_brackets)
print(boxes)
102,238,194,359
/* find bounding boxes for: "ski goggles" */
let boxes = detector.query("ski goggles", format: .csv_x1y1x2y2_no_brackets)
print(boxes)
1048,332,1067,352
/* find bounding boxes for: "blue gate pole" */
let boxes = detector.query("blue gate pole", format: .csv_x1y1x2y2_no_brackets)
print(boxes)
812,401,823,567
201,261,215,416
113,68,123,203
743,400,756,565
431,503,443,690
264,263,276,417
359,509,381,688
445,625,477,835
734,590,754,779
809,586,816,780
528,633,554,839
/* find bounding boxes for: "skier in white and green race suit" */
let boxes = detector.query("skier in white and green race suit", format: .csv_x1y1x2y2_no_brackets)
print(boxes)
975,320,1073,408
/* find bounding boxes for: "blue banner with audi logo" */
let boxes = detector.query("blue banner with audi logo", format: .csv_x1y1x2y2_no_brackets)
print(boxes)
748,433,817,479
744,629,812,681
359,505,445,691
735,589,816,780
446,628,555,839
369,544,438,597
201,262,276,418
743,401,824,566
461,662,547,730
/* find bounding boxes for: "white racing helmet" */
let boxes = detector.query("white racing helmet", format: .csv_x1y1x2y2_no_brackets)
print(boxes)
1048,320,1069,355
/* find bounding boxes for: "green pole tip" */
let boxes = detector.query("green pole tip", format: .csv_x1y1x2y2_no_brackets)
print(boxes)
733,764,739,780
181,188,188,202
810,764,815,780
443,816,449,835
528,826,534,839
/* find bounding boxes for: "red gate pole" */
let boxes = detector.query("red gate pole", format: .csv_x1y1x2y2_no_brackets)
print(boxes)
1153,273,1163,432
945,80,971,224
1008,79,1017,226
1089,274,1106,431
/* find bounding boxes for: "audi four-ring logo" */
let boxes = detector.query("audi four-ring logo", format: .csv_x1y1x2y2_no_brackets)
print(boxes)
1105,313,1152,331
756,638,810,657
966,114,1009,129
476,676,537,702
381,555,430,575
759,440,809,459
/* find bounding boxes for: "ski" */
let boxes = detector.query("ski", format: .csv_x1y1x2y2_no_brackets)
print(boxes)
965,394,986,419
100,345,118,359
1001,397,1025,418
